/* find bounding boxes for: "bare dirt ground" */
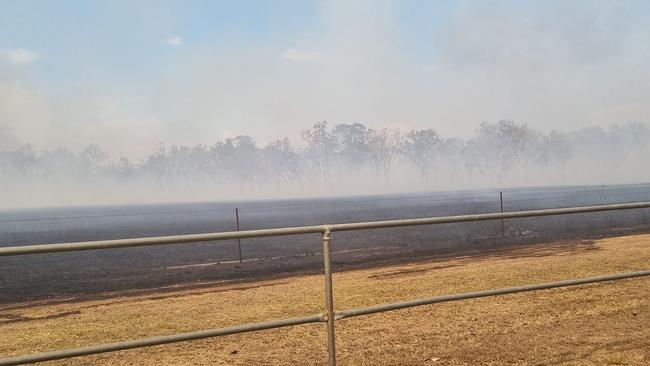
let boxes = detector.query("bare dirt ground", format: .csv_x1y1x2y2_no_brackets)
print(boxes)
1,234,649,365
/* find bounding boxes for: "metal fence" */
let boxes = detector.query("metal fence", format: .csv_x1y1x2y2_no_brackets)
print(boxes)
1,201,650,365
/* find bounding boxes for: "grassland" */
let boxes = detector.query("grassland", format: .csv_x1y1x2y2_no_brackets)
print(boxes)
1,234,649,365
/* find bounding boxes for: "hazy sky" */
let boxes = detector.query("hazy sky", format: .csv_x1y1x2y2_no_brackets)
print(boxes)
1,0,649,158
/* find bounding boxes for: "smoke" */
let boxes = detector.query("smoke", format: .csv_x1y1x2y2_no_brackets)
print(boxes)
0,120,649,209
1,1,649,208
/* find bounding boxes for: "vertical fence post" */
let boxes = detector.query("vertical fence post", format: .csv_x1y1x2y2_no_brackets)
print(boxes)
322,226,337,366
500,191,505,236
235,208,242,263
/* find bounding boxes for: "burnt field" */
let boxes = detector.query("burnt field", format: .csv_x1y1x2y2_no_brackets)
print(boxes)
1,183,650,304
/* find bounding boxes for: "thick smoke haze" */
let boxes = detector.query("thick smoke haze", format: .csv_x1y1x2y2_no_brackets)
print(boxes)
1,120,649,209
1,1,649,208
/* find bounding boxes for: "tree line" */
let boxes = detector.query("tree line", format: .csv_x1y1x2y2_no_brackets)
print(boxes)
1,120,648,207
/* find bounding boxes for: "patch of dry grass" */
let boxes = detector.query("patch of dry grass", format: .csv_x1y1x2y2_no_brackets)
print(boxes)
1,235,649,365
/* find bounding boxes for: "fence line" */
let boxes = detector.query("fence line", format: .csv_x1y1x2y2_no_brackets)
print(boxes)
0,315,326,366
3,182,650,224
1,201,650,365
3,201,650,257
2,270,649,366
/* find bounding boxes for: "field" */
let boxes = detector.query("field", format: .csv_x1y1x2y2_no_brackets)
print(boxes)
1,233,649,365
2,184,650,304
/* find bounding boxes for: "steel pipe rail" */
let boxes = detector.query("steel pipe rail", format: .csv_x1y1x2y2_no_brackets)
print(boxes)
0,314,326,366
336,270,650,319
2,201,650,256
1,270,648,365
0,225,325,256
329,201,650,232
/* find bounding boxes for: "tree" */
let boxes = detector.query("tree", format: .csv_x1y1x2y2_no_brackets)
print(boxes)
211,135,261,188
301,121,337,185
80,144,108,173
368,128,403,180
439,138,465,183
467,120,540,183
142,144,169,189
262,138,302,191
402,129,442,181
114,156,135,181
331,123,372,169
0,144,37,182
537,130,571,167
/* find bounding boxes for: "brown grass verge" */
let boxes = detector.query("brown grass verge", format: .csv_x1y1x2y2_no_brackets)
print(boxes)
1,234,649,365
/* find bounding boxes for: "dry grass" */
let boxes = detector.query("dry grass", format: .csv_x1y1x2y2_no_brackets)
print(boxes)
1,234,649,365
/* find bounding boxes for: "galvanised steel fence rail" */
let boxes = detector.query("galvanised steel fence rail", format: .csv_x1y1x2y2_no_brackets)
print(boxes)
1,201,650,365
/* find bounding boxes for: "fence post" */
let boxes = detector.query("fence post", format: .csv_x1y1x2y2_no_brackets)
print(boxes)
235,208,242,263
322,227,337,366
500,191,505,236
